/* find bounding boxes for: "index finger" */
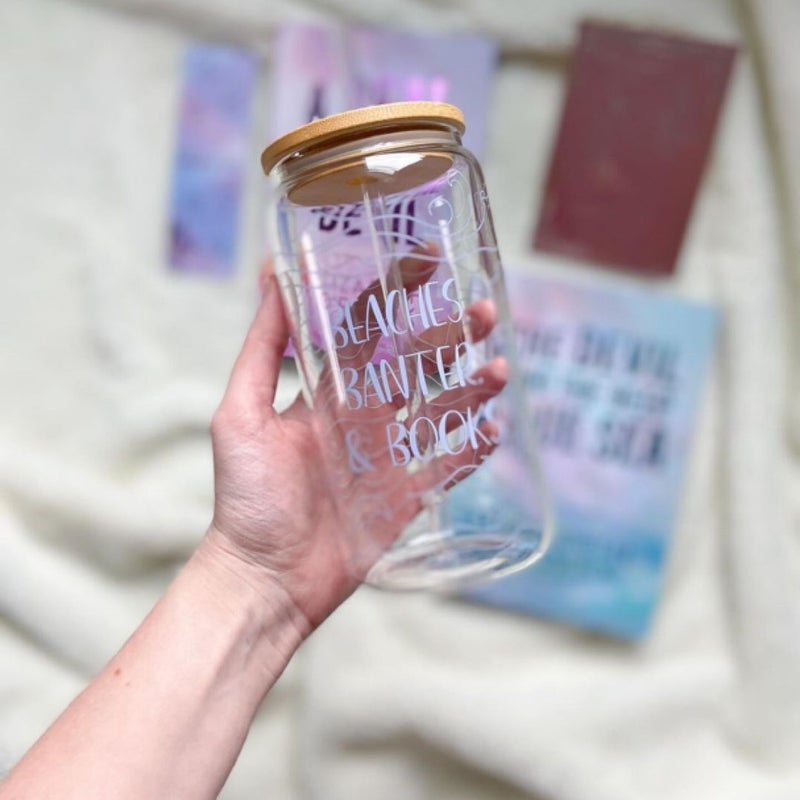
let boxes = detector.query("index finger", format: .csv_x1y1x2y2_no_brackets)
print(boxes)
337,242,440,369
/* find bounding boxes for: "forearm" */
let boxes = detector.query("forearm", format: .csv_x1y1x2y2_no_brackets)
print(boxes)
0,536,310,800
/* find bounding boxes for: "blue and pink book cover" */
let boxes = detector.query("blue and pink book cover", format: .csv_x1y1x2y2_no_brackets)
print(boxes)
268,24,497,157
266,23,498,356
169,45,258,276
466,271,719,640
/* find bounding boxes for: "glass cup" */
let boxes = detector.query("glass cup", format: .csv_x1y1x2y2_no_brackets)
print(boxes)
262,101,552,590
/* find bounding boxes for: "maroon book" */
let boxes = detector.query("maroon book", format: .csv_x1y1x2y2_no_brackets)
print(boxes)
534,21,737,275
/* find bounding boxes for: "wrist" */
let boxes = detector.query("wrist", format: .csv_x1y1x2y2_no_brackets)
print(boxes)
191,531,313,661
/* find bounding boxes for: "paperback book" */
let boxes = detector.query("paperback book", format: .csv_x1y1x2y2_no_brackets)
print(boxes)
534,21,737,275
169,44,258,276
268,23,498,158
267,23,498,354
466,270,719,639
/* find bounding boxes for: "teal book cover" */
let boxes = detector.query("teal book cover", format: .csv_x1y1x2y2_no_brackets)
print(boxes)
466,271,719,640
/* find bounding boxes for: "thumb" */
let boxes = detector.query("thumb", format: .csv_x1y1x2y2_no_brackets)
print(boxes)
221,274,290,412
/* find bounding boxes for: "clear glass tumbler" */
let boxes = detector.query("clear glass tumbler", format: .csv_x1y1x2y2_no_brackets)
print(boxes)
262,101,552,590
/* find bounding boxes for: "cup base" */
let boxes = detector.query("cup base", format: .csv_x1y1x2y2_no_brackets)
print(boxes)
364,531,543,591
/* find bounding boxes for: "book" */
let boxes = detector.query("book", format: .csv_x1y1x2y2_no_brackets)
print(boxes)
533,21,737,275
466,270,719,639
168,43,258,276
266,23,498,355
268,23,498,158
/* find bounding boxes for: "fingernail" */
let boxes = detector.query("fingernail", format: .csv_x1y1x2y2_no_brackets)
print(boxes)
261,272,277,299
466,311,485,339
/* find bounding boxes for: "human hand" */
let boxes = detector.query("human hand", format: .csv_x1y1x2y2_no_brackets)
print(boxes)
204,249,506,631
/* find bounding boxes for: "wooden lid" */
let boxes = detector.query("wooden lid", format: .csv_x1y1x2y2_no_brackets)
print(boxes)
261,101,466,175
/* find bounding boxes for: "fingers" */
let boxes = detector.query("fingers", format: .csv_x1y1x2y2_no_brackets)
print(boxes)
338,412,502,562
221,274,289,414
410,418,500,497
409,297,497,355
327,348,505,483
404,298,497,389
426,357,508,432
394,356,507,460
337,243,440,368
464,298,498,343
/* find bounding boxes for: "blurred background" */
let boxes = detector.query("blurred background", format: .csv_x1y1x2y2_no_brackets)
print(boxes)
2,0,800,798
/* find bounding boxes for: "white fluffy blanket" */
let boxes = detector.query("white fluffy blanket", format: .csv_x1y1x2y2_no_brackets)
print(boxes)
2,1,799,798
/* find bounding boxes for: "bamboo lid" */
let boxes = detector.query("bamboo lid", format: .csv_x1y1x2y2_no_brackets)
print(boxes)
260,101,466,175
